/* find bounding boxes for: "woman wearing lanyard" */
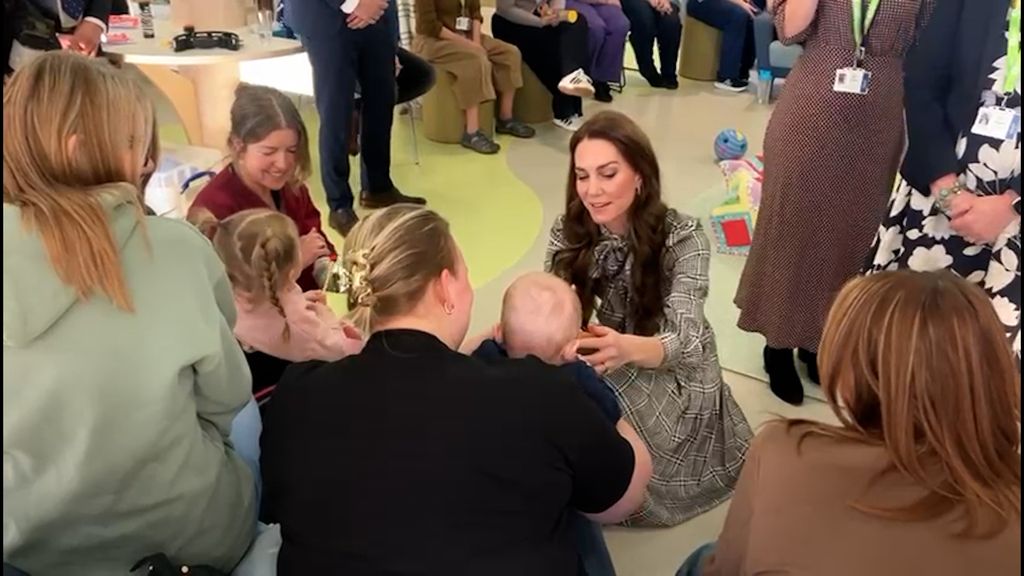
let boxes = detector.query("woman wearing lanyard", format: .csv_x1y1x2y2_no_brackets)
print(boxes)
867,0,1021,359
734,0,933,405
412,0,536,154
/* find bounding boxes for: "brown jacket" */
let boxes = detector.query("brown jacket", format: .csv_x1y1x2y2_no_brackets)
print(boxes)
703,423,1021,576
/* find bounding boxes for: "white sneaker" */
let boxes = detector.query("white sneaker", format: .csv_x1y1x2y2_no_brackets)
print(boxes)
714,79,751,93
558,69,595,98
553,115,583,132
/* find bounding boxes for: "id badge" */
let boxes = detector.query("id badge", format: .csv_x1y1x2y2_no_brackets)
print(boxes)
833,67,871,95
455,16,471,31
971,106,1021,141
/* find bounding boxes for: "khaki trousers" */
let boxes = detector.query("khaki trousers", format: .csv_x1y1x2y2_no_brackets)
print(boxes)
414,35,523,110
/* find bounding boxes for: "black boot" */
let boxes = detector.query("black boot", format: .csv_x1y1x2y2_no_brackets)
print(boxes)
798,349,820,385
764,346,804,405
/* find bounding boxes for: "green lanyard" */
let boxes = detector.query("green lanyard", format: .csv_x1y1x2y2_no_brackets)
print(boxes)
1006,0,1021,95
851,0,881,63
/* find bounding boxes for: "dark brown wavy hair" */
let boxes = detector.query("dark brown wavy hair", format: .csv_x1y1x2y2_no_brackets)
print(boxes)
549,111,669,336
791,271,1020,537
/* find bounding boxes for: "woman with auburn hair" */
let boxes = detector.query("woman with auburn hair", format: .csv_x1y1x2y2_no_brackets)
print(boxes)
2,52,256,574
261,204,652,575
547,110,753,527
677,270,1021,576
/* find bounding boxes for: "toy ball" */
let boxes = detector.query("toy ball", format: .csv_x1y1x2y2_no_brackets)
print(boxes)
714,129,748,161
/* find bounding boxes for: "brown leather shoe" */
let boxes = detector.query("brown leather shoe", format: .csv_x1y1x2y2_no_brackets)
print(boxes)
359,188,427,209
328,208,359,237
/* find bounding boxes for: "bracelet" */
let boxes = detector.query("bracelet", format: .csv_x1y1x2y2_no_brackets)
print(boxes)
936,182,966,213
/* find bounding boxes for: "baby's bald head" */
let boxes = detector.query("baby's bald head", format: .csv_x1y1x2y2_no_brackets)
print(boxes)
500,272,582,364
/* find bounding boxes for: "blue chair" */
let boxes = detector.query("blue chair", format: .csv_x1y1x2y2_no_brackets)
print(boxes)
753,11,803,103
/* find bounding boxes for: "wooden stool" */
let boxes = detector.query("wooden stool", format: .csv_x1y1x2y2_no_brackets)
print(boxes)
422,71,495,144
513,64,553,124
679,16,722,82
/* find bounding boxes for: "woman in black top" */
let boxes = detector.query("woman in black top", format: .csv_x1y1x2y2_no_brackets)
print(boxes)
866,0,1021,360
261,205,652,576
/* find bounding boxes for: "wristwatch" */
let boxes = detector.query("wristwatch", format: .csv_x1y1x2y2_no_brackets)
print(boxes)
936,182,967,214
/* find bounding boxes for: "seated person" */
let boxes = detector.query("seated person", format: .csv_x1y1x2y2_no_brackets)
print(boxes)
473,271,620,423
261,205,653,575
678,271,1022,576
3,53,255,574
190,208,364,393
492,0,595,131
686,0,765,92
564,0,630,102
8,0,110,71
413,0,536,154
620,0,681,89
189,84,334,292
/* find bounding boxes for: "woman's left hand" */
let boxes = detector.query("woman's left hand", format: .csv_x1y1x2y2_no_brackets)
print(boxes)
948,193,1018,245
578,324,631,374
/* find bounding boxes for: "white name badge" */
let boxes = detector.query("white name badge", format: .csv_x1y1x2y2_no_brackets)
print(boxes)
455,16,471,31
833,67,871,95
971,106,1021,141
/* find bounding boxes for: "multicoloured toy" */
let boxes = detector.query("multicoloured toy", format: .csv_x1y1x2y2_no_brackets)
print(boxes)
713,129,748,161
710,156,763,256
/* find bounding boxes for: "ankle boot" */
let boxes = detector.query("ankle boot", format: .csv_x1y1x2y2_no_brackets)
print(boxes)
763,346,804,405
797,349,820,385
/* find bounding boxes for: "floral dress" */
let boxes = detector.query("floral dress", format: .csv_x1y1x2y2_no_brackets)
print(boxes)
867,11,1021,358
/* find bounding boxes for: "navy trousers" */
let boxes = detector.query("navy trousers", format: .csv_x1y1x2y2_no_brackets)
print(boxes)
301,14,396,211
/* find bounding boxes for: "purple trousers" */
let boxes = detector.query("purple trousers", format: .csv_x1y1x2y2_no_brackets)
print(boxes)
565,0,630,83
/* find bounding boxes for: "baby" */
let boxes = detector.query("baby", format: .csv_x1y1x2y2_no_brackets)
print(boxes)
474,272,621,423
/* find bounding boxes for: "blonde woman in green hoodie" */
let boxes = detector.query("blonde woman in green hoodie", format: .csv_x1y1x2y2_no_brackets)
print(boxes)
2,53,257,574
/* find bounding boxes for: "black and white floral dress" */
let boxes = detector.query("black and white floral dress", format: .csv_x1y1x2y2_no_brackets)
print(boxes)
867,12,1021,359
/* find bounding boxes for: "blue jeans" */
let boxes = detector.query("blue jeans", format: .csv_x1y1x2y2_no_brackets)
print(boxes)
676,543,716,576
569,512,617,576
230,398,263,507
686,0,765,82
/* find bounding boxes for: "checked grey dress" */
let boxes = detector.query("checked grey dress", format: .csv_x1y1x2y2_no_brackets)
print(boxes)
547,210,753,527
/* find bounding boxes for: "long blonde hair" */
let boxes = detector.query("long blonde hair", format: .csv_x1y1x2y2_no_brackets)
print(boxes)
792,270,1021,537
189,208,301,340
341,205,457,335
3,52,158,311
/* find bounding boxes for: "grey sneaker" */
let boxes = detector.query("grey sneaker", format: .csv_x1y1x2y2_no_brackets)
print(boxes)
461,131,501,155
495,118,536,138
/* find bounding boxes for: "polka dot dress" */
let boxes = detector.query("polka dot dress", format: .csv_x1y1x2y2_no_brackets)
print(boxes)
735,0,931,351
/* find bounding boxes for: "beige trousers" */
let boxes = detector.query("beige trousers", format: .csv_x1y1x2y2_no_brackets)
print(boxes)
414,35,524,110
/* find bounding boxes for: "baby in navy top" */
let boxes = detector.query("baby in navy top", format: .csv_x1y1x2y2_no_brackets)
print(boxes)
473,272,621,423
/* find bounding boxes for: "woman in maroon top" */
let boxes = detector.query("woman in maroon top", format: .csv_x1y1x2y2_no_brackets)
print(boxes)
190,84,334,292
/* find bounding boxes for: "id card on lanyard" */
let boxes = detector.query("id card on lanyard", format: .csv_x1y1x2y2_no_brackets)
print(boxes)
455,0,472,31
971,0,1022,141
834,0,880,94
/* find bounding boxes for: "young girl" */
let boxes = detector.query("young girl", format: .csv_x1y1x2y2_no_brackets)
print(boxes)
189,84,335,292
192,208,364,369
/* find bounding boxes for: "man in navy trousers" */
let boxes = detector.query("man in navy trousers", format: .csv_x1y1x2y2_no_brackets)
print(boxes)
287,0,425,236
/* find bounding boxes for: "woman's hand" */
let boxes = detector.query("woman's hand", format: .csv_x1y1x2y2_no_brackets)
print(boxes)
728,0,758,17
949,193,1019,245
647,0,671,13
578,324,633,374
300,230,331,269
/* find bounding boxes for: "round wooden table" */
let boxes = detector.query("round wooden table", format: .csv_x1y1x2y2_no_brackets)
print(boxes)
105,21,303,149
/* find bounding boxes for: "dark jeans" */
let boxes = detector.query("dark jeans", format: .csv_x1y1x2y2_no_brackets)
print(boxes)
569,512,617,576
359,46,436,192
302,18,396,211
621,0,681,79
491,15,590,120
686,0,765,82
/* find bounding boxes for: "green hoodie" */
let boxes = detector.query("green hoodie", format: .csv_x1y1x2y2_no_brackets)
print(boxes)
3,185,256,575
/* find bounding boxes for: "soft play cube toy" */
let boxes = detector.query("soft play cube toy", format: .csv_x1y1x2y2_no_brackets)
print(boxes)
710,157,763,256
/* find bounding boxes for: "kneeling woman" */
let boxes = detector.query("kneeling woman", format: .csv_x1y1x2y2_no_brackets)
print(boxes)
261,205,652,574
413,0,536,154
548,111,753,527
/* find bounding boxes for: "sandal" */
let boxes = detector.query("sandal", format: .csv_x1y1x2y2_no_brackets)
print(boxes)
495,118,536,139
460,131,501,155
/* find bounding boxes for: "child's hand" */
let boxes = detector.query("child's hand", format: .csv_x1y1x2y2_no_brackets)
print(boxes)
341,322,364,342
303,290,327,308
